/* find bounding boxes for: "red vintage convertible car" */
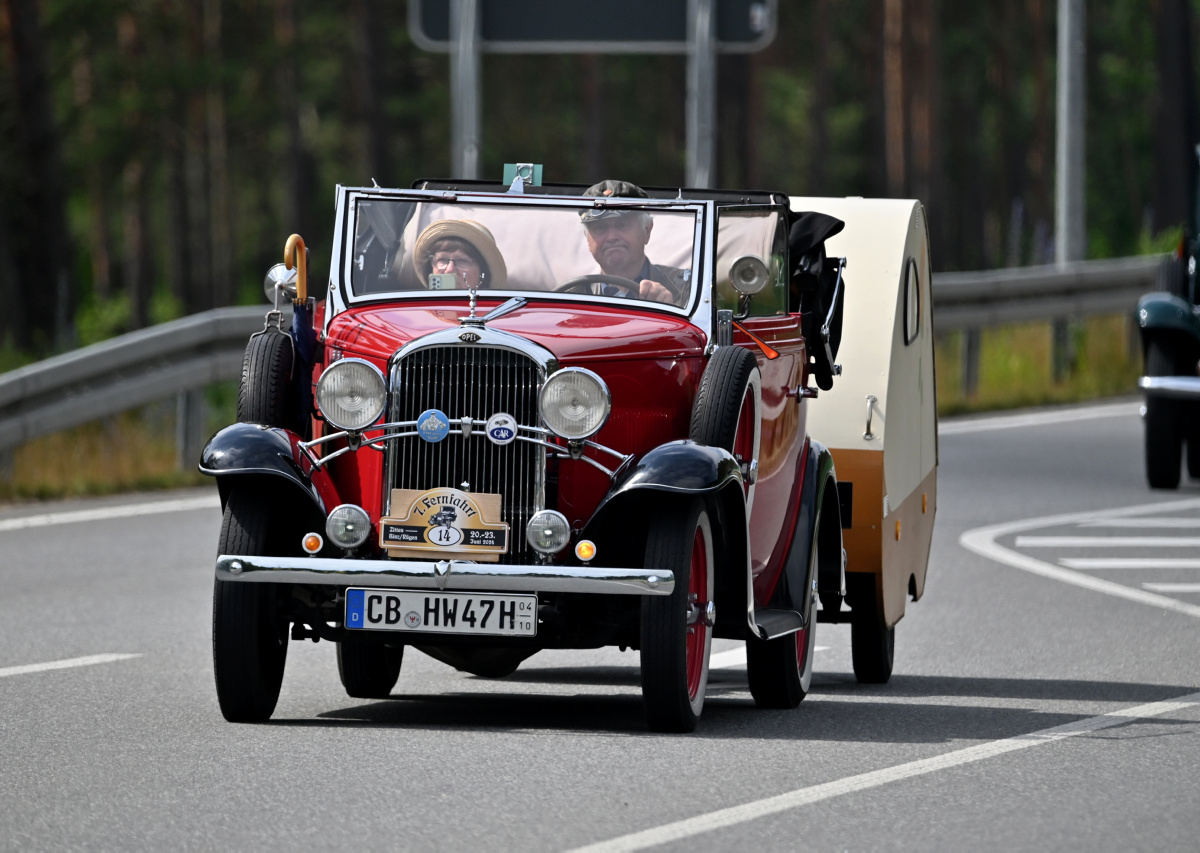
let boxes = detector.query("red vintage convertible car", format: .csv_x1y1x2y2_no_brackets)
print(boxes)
202,174,931,732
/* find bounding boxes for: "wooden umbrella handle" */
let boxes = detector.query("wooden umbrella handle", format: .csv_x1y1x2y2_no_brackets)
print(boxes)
284,233,307,305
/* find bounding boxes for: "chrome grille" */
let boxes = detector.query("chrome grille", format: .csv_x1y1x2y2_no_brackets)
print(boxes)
386,345,543,564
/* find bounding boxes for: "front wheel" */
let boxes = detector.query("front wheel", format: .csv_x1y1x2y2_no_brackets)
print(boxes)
337,637,403,699
1145,338,1183,490
746,626,814,709
640,498,714,733
212,488,290,722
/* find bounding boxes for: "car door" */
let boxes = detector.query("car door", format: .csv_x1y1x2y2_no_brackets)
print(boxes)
715,207,807,601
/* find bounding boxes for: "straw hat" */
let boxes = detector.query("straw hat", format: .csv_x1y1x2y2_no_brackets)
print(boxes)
413,219,508,289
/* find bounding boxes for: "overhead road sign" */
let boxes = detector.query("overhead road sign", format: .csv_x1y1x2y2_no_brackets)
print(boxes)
409,0,777,54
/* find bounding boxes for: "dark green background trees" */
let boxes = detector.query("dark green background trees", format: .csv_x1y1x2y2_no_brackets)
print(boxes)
0,0,1196,356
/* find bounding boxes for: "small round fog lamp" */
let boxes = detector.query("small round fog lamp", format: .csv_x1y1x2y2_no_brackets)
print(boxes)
326,504,372,550
526,510,571,555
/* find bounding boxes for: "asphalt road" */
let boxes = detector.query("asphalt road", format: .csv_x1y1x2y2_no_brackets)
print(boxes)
2,399,1198,851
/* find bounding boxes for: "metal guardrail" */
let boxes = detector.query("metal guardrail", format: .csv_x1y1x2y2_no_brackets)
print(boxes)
930,254,1163,331
0,306,279,458
0,254,1167,470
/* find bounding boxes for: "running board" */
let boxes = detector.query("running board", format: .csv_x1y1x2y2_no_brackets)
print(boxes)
754,608,805,640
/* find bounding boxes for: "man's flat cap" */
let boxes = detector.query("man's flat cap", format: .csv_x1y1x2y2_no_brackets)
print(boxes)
580,180,650,221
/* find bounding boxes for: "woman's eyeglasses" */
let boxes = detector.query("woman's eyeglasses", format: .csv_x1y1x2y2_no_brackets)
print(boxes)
432,254,479,271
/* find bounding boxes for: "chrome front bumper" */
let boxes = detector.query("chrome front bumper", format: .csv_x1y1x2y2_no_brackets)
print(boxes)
1139,376,1200,399
215,555,674,596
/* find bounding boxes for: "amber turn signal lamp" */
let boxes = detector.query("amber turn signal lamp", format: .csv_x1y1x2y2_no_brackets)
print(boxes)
575,540,597,562
895,521,902,541
302,532,324,555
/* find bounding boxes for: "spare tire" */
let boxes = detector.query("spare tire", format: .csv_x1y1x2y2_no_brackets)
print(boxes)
238,330,294,429
690,344,761,511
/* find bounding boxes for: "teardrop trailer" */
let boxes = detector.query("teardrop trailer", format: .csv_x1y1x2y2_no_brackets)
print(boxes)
201,175,937,731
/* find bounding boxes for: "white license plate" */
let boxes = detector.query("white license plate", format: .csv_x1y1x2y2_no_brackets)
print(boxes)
345,588,537,637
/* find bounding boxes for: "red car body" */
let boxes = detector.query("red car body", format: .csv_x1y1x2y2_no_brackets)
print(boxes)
202,179,852,731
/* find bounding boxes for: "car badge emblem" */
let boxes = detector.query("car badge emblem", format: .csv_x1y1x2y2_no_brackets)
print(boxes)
459,330,480,343
434,560,452,590
485,413,517,446
416,409,450,443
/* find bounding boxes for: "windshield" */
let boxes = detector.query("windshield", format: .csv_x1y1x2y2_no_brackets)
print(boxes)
347,197,699,309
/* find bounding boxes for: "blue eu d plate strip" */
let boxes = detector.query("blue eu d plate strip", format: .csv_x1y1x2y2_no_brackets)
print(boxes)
346,588,365,629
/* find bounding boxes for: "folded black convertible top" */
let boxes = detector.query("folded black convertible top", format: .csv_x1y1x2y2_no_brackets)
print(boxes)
413,178,789,207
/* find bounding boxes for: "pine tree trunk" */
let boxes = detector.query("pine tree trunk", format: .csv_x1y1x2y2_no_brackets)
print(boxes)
206,0,233,307
1154,0,1199,232
883,0,906,197
2,0,74,351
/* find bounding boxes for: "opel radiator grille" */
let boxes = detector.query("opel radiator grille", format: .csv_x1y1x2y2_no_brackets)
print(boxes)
387,346,542,564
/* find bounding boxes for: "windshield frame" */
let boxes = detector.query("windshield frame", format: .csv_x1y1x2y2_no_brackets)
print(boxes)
326,186,713,325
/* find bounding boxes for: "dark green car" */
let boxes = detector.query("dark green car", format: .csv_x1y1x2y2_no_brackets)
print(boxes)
1138,148,1200,488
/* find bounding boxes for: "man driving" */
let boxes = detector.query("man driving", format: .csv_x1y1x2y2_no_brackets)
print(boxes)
580,180,691,305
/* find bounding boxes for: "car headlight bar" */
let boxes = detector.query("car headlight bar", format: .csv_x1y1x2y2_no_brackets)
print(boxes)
300,416,630,478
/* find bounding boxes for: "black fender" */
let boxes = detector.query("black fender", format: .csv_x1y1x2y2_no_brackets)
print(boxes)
583,440,750,634
770,440,843,621
1138,292,1200,346
199,421,335,516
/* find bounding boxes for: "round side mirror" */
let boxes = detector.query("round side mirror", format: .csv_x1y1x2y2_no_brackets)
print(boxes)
729,255,770,295
263,263,298,305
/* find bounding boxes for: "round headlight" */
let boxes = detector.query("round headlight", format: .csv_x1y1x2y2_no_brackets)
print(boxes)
315,358,386,431
326,504,371,550
539,367,611,439
526,509,571,555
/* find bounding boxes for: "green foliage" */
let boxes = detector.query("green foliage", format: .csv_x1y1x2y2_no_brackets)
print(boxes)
936,315,1143,415
74,294,130,347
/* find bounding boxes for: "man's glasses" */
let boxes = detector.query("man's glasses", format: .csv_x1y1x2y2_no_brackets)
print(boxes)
432,254,479,271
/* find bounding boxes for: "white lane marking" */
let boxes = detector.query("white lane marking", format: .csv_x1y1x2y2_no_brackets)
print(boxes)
959,498,1200,620
1016,536,1200,548
568,692,1200,853
1061,558,1200,570
708,645,830,670
0,494,219,533
709,648,747,669
1081,518,1200,529
1143,582,1200,593
938,401,1139,436
0,653,141,678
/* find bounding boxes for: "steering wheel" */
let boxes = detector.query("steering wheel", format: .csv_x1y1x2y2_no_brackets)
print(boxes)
555,274,643,296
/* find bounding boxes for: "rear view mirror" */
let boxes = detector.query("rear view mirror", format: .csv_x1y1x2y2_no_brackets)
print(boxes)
263,263,298,307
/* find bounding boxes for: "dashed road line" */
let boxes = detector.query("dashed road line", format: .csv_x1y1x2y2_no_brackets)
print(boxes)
708,645,829,670
938,401,1139,436
0,653,141,678
1016,536,1200,548
959,497,1200,620
1081,518,1200,529
567,692,1200,853
1061,558,1200,570
0,495,219,533
1143,583,1200,593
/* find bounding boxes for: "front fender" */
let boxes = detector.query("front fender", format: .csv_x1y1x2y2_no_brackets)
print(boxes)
199,422,338,515
1138,292,1200,342
583,440,750,638
602,440,742,502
